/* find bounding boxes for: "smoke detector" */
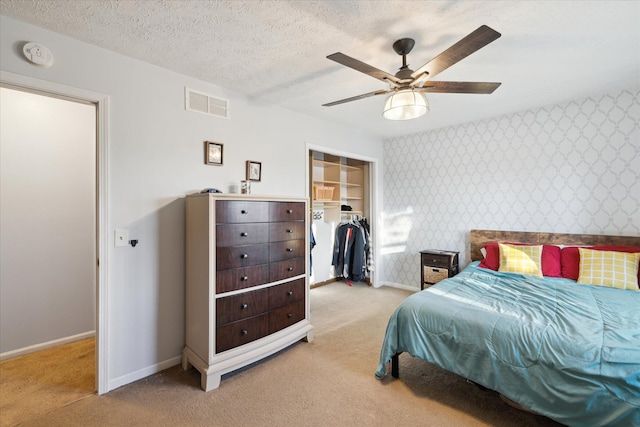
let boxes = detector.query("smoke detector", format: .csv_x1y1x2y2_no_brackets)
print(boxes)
23,43,54,68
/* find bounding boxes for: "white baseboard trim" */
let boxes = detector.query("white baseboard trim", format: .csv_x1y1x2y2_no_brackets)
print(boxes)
107,355,182,392
0,330,96,361
377,281,419,292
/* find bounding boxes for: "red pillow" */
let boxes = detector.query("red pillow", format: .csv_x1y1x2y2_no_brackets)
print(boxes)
560,245,640,285
479,242,562,277
560,246,582,280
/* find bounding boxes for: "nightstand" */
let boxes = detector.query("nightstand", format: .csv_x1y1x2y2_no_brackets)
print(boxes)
420,249,459,290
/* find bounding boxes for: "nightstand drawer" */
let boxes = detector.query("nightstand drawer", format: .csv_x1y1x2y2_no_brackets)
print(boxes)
421,253,451,268
424,266,449,284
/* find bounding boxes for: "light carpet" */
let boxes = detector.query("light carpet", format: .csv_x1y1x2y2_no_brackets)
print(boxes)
0,338,95,427
2,283,563,426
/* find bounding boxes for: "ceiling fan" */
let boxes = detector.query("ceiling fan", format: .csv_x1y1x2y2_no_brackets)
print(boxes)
323,25,502,120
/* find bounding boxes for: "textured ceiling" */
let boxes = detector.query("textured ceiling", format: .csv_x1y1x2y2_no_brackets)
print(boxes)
1,0,639,139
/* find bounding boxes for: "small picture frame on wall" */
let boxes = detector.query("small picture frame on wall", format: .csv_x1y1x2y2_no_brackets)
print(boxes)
246,160,262,182
205,141,223,166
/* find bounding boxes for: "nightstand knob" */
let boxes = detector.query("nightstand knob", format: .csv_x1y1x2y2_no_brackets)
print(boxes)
287,267,293,271
241,232,248,237
241,276,249,281
287,229,293,233
241,303,248,309
287,291,293,296
241,254,248,259
287,313,293,318
241,210,248,214
287,248,294,252
241,330,248,336
286,209,293,214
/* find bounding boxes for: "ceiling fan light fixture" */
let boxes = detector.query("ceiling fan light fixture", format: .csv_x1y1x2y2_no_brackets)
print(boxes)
382,89,428,121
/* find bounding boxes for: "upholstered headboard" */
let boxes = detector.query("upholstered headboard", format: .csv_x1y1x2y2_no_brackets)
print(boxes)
469,229,640,261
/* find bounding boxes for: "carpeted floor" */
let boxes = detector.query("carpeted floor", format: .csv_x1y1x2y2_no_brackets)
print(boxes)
0,282,563,426
0,338,95,427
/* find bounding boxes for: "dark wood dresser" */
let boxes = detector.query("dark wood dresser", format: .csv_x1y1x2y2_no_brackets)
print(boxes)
182,194,313,391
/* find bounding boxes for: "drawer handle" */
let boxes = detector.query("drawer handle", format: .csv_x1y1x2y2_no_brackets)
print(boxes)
287,248,294,252
241,303,248,309
241,232,248,237
241,210,248,214
241,254,248,259
287,313,293,318
286,209,293,214
241,330,248,336
241,276,249,281
287,267,293,271
287,229,293,233
287,291,293,296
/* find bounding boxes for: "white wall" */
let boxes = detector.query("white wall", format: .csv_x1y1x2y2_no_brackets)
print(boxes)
0,15,384,391
381,89,640,289
0,87,96,354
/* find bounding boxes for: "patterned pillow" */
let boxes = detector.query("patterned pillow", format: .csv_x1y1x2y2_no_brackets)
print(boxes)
577,248,640,291
498,243,543,278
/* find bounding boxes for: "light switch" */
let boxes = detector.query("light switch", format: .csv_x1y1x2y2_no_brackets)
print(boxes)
115,229,129,247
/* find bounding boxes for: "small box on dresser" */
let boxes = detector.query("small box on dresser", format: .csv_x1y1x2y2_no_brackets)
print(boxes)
420,249,459,290
182,194,313,391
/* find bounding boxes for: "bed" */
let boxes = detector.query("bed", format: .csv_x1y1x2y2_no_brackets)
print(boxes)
376,230,640,427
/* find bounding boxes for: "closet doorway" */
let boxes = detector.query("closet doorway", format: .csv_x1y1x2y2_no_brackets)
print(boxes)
307,146,378,288
0,72,108,396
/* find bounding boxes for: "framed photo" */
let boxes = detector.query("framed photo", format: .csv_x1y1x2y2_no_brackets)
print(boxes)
205,141,223,166
246,160,262,182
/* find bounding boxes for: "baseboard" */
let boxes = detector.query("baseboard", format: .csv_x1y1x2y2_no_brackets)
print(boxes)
0,330,96,361
377,281,419,292
107,355,182,392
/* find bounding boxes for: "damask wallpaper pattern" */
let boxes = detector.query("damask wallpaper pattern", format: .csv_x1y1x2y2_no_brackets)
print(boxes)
381,89,640,289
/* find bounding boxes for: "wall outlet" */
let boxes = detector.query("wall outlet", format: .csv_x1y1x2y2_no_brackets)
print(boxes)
115,229,129,247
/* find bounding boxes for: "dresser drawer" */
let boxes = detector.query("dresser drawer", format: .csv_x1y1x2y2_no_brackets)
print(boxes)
216,314,269,353
269,300,305,334
268,278,305,310
216,288,269,326
216,223,269,247
216,201,269,223
269,221,305,242
269,239,305,262
216,264,270,293
269,202,305,222
269,257,305,282
216,244,269,270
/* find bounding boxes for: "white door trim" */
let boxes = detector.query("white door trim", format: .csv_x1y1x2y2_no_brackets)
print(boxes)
1,70,110,394
305,143,380,288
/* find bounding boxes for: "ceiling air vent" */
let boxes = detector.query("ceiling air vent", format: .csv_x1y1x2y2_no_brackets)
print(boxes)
185,87,229,119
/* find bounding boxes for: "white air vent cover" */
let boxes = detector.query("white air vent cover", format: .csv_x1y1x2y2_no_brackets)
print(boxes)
185,87,229,119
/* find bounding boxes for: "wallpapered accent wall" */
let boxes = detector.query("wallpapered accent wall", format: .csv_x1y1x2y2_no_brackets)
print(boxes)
381,89,640,289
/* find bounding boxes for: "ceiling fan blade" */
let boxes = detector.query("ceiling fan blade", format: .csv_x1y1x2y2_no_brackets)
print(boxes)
411,25,501,81
322,89,390,107
416,81,501,94
327,53,402,85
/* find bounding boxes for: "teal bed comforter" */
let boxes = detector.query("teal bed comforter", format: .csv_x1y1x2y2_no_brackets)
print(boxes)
376,262,640,426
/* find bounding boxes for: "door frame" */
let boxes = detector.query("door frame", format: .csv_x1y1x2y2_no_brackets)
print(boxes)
1,70,110,394
305,143,380,287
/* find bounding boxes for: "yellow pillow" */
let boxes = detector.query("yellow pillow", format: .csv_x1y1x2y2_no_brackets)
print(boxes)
577,248,640,291
498,243,543,278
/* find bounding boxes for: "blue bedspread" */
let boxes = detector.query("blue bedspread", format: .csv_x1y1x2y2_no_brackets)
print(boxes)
376,262,640,427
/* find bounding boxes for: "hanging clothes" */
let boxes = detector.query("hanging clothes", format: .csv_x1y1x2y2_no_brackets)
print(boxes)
331,216,371,282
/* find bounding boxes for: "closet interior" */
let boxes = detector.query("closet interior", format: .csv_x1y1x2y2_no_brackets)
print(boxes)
309,150,373,287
